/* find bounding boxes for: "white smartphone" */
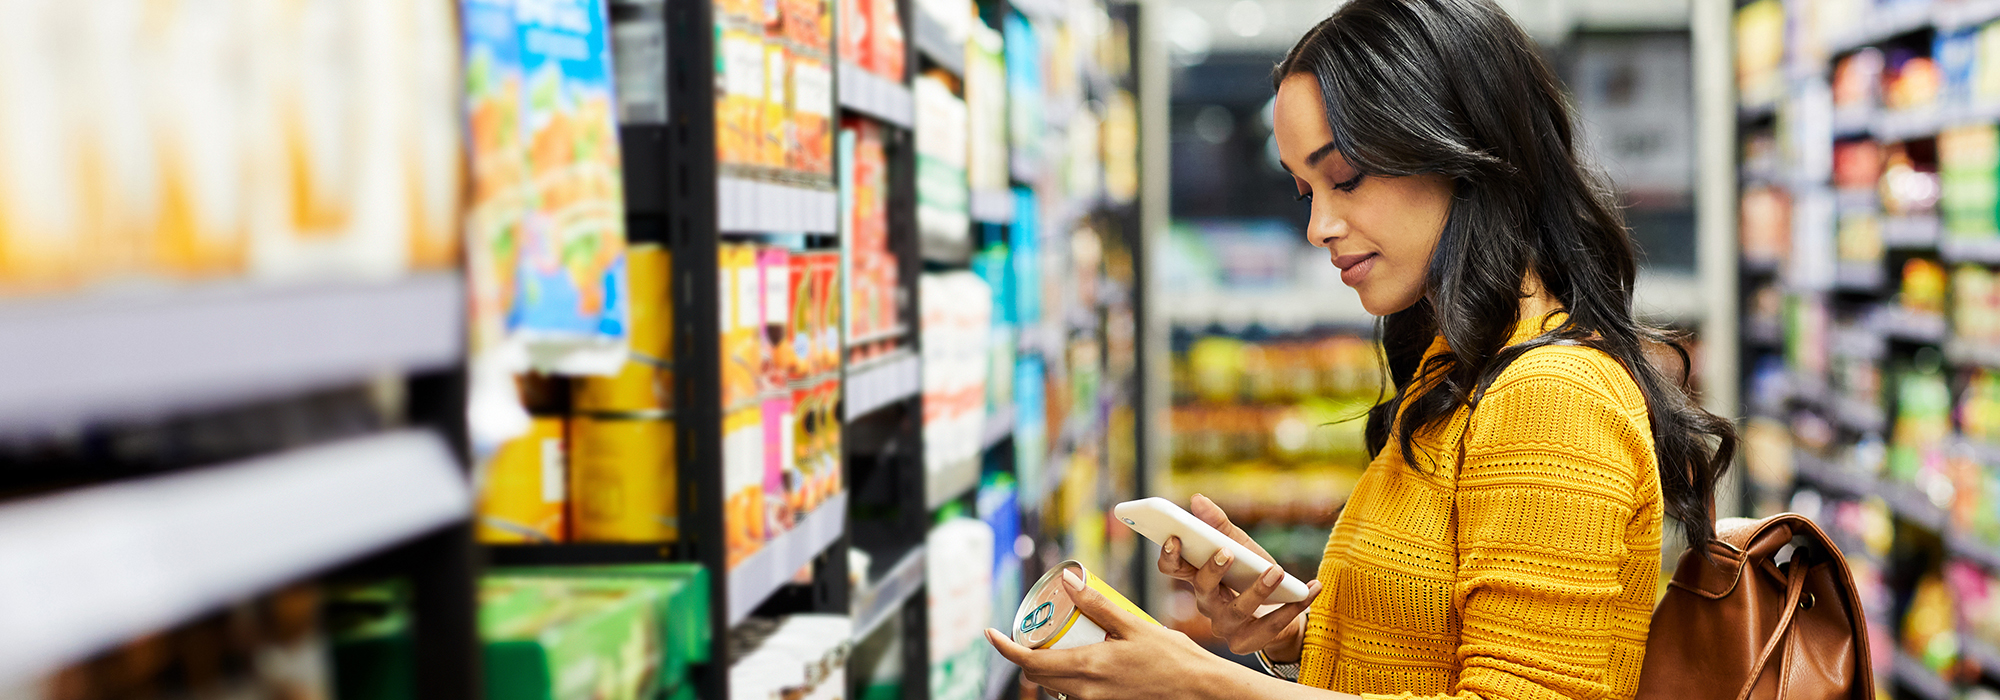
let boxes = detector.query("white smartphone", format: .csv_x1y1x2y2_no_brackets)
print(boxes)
1112,497,1312,604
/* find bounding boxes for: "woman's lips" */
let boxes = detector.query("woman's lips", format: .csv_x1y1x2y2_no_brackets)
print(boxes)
1334,252,1377,287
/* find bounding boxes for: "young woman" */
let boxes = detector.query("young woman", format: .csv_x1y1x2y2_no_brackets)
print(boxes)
983,1,1737,699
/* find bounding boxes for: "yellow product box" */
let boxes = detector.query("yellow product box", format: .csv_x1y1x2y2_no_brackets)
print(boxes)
762,43,790,170
723,407,766,568
718,29,766,167
570,413,679,543
477,416,569,543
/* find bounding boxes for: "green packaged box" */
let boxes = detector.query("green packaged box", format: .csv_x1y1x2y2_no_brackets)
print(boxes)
480,578,662,700
489,563,712,693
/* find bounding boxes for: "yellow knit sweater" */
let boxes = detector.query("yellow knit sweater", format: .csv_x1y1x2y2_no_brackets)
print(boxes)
1299,314,1662,700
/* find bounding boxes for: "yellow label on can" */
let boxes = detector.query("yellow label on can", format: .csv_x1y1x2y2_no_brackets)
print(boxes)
569,415,678,542
626,244,671,360
476,416,568,544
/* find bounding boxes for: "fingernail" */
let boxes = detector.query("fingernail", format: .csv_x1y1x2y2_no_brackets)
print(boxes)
1262,567,1281,585
1214,552,1230,566
1062,570,1084,591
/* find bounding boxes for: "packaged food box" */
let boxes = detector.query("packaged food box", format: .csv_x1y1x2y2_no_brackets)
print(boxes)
479,578,660,700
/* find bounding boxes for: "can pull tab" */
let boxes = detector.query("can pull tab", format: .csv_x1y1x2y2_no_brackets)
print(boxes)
1020,601,1055,634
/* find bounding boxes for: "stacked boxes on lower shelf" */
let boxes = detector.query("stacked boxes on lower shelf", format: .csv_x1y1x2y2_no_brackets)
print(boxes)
481,565,712,700
729,616,853,700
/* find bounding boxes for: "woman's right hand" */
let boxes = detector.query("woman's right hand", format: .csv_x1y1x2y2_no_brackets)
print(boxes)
1157,494,1322,661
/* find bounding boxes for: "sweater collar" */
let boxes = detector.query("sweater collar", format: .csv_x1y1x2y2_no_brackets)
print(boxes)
1423,310,1569,358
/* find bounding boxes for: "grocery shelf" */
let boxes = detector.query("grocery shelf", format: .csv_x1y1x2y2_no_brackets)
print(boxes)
847,324,910,348
1883,214,1942,249
485,542,683,566
1828,396,1887,434
0,274,462,432
1163,286,1373,331
969,189,1017,224
1934,0,2000,31
1890,651,1954,700
1792,451,1876,500
1872,106,1943,143
926,456,980,511
0,430,470,686
983,653,1018,700
718,177,839,234
1832,262,1885,292
912,8,965,77
1944,338,2000,368
1963,635,2000,679
845,350,921,421
727,491,849,626
1879,308,1948,344
1941,237,2000,265
1825,1,1934,54
850,545,925,641
981,407,1015,450
1946,530,2000,573
1881,481,1950,532
838,61,915,129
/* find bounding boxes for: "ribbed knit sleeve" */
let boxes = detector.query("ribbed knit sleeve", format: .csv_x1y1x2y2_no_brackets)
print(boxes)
1358,347,1658,700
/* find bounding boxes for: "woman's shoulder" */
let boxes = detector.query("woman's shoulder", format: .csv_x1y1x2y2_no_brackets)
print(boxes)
1484,340,1647,413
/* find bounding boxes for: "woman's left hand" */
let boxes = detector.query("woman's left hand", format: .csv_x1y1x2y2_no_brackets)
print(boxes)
984,569,1236,700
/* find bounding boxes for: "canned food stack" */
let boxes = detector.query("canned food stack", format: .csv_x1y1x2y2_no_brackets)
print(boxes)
474,243,678,546
729,615,853,700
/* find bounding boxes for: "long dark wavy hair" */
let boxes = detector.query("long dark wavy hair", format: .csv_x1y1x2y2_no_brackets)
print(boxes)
1272,0,1736,551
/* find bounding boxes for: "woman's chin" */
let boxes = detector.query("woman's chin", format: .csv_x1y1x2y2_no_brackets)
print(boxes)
1357,289,1418,317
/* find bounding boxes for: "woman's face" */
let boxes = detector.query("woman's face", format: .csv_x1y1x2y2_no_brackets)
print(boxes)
1273,73,1453,316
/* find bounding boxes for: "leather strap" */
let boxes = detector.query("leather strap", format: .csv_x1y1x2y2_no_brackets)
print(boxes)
1734,560,1810,700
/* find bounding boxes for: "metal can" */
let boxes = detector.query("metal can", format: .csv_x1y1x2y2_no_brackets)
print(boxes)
1012,560,1158,649
569,412,678,542
476,416,568,543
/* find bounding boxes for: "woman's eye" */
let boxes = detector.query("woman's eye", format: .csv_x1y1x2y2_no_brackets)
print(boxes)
1332,174,1365,192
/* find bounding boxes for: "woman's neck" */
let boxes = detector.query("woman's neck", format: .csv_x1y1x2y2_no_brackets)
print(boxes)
1519,269,1561,321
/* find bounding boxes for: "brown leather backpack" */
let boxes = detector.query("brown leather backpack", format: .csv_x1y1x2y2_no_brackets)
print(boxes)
1637,514,1874,700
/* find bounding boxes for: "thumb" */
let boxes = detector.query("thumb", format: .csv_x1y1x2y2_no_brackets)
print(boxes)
1062,568,1138,637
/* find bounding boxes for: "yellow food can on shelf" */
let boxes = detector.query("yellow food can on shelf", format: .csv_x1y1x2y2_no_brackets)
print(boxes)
1012,560,1158,650
626,243,672,360
569,412,678,542
476,416,568,544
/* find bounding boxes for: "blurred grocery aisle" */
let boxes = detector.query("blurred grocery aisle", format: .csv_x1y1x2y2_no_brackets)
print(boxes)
1738,0,2000,697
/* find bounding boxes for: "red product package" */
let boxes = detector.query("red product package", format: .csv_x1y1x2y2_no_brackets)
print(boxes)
851,120,888,251
784,253,814,381
1832,139,1882,191
810,253,841,374
867,0,904,81
839,0,871,65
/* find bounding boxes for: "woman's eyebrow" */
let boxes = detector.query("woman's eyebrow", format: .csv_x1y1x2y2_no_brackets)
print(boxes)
1304,141,1339,166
